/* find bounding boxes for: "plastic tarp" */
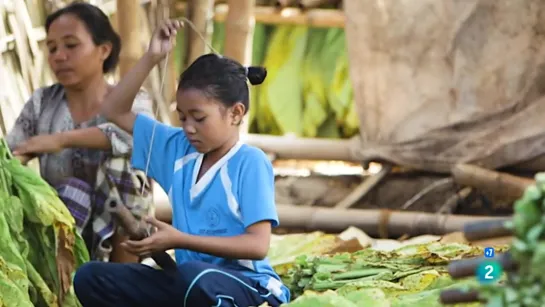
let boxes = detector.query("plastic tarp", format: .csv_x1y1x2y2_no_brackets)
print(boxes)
344,0,545,173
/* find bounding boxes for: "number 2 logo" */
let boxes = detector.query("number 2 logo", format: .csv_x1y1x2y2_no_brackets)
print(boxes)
477,261,502,284
484,265,493,280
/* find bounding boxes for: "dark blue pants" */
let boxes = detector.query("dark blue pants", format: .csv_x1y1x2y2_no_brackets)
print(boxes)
74,261,284,307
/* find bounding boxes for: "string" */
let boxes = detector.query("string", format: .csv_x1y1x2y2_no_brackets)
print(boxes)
140,17,218,196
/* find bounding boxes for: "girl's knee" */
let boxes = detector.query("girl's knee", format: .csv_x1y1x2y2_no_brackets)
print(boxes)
177,261,211,275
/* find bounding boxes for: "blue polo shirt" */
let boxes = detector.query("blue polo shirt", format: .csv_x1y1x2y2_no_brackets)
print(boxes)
130,114,290,303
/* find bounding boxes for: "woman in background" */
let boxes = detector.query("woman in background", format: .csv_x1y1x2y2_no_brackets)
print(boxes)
6,2,153,263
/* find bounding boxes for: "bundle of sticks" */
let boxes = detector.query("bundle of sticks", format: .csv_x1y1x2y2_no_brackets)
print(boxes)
440,218,515,304
440,164,545,305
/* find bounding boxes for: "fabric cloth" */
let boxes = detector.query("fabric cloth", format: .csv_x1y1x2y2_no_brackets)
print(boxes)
5,83,153,187
74,260,284,307
6,83,155,260
56,156,153,260
130,113,290,303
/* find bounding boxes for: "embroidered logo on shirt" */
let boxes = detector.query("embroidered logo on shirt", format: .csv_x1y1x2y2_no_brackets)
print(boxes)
206,207,220,228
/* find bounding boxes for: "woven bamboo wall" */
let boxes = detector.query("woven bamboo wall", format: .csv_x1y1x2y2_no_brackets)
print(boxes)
0,0,175,137
0,0,51,136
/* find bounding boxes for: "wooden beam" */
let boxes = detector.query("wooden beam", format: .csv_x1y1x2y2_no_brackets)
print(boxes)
335,165,391,209
214,4,345,28
117,0,143,77
223,0,255,134
0,27,45,54
241,133,362,162
451,163,534,203
186,0,215,65
298,0,341,9
153,199,507,237
275,0,298,9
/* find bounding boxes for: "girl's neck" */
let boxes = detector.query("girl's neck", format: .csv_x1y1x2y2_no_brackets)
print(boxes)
205,132,240,164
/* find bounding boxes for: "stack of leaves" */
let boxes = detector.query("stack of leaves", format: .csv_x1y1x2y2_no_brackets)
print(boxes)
210,23,359,139
0,138,89,307
277,242,508,306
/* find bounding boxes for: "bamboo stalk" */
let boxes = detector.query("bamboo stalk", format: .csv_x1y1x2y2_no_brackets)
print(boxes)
275,0,298,8
117,0,142,77
223,0,255,134
335,165,391,209
186,0,215,65
440,289,482,305
451,163,534,202
241,133,362,162
156,0,181,127
274,205,507,237
297,0,340,9
137,4,171,125
214,4,345,28
448,252,517,279
463,218,512,242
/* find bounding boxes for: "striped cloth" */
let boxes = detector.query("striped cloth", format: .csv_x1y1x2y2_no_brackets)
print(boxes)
56,156,153,261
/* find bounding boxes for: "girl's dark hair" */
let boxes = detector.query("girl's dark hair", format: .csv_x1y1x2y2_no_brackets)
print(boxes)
178,54,267,114
45,2,121,74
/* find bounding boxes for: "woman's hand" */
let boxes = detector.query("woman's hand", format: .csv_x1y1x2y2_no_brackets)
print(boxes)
121,216,183,256
14,154,33,165
13,134,65,156
146,19,183,63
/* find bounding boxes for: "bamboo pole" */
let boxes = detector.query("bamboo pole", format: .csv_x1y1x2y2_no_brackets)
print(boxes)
223,0,255,134
185,0,215,65
156,0,181,127
117,0,142,77
275,205,507,238
214,4,345,28
451,164,534,202
241,133,362,162
297,0,340,9
153,198,507,237
275,0,298,8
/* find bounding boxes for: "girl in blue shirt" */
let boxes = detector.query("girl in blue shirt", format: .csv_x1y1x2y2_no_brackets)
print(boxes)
73,19,290,307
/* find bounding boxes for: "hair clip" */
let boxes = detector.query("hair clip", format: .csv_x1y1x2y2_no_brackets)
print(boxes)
244,66,249,76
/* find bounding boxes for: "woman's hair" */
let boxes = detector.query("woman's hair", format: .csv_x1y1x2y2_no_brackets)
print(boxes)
45,2,121,74
178,54,267,114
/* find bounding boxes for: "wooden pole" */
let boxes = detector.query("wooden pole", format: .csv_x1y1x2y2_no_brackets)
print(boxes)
275,0,298,8
153,199,507,237
223,0,255,134
185,0,215,65
275,205,507,238
214,4,345,28
116,0,142,77
451,164,533,203
156,0,182,127
242,133,362,162
297,0,340,9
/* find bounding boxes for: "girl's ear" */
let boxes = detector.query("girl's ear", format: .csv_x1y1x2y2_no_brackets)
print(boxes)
231,102,246,125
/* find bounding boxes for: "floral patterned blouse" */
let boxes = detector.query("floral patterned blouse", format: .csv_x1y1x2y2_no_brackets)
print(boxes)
6,83,154,189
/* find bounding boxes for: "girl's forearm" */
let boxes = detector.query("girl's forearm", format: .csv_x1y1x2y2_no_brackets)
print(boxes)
173,232,269,260
101,53,157,123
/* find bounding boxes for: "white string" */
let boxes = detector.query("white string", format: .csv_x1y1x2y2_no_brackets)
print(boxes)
140,18,220,196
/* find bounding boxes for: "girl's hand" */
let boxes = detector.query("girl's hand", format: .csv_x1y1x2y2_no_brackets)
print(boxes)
147,19,183,63
13,134,65,156
121,216,183,256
